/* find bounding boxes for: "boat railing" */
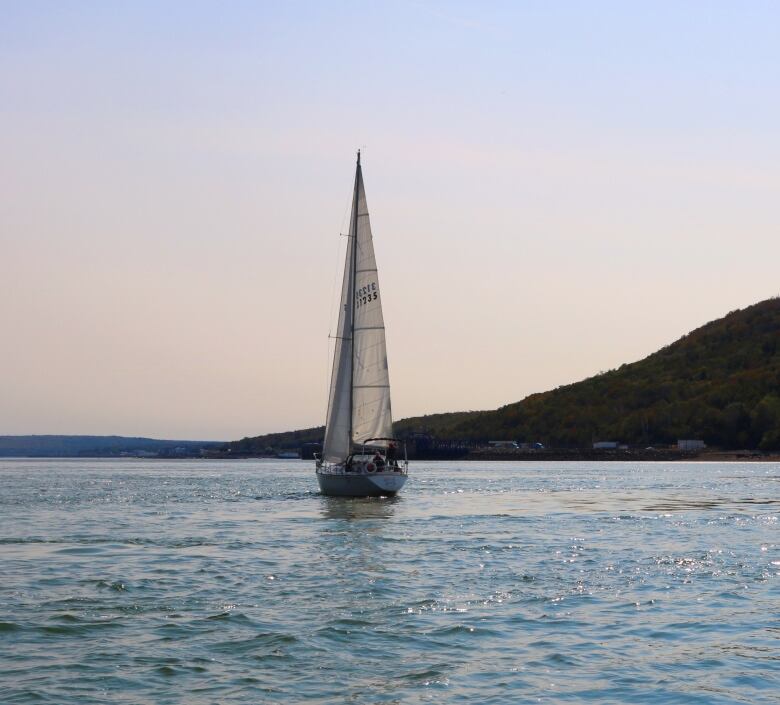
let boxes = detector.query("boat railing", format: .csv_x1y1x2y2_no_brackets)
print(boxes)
358,437,409,474
316,439,409,475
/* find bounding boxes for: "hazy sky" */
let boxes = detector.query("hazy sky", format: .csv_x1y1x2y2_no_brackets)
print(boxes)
2,1,779,440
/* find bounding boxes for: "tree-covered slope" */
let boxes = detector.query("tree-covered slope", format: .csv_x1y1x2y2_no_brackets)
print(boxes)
394,411,484,437
446,298,780,449
228,426,325,453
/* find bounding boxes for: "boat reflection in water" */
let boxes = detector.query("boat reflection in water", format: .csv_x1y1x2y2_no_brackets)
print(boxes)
318,495,402,522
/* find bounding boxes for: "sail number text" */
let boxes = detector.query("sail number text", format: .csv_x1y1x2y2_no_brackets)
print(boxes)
355,282,378,309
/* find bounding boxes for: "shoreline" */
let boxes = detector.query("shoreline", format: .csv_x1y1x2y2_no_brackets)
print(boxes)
463,448,780,462
2,450,779,462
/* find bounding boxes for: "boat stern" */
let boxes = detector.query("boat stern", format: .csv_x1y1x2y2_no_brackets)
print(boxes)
316,469,407,497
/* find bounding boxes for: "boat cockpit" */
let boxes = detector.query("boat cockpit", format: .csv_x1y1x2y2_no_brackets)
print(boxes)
316,438,408,474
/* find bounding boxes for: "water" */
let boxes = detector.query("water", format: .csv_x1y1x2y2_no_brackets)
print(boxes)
1,459,778,704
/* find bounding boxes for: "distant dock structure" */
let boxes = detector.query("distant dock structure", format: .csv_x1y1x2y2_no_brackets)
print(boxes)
677,439,706,451
593,441,619,450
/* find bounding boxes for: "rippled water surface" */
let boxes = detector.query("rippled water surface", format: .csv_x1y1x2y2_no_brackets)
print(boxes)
1,459,778,704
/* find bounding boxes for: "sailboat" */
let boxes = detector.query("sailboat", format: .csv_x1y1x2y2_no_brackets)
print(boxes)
315,152,408,497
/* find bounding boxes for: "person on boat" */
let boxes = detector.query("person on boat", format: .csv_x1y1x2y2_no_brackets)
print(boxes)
373,451,385,469
387,442,397,467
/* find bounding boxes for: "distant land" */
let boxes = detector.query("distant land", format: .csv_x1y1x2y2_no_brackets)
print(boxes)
226,297,780,458
0,435,224,458
4,299,778,461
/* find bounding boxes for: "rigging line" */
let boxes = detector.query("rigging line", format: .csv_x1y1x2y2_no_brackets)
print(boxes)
326,241,342,340
324,169,358,427
328,163,360,340
324,235,343,427
327,229,349,339
339,178,353,234
323,331,331,435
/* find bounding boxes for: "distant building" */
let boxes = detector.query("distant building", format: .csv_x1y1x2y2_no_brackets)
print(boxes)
593,441,619,449
678,439,706,450
277,451,300,459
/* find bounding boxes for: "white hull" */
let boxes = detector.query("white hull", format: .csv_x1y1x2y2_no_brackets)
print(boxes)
316,465,407,497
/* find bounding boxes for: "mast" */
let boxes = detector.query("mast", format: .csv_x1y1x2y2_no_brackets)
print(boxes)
348,150,360,450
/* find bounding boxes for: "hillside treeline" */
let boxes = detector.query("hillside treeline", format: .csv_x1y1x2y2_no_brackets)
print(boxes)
437,298,780,450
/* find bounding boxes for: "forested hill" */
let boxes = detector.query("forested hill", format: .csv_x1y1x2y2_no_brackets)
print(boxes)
444,297,780,450
231,297,780,452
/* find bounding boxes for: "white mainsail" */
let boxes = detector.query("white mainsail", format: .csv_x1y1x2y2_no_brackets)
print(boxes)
351,163,393,446
322,156,393,463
